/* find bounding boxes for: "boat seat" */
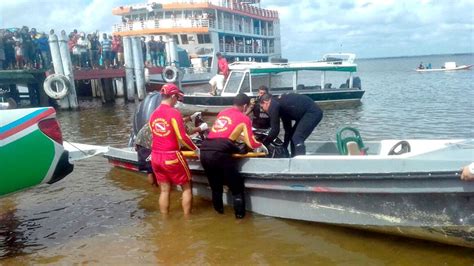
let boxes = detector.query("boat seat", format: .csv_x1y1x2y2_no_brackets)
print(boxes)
346,141,362,155
336,126,368,155
339,83,348,88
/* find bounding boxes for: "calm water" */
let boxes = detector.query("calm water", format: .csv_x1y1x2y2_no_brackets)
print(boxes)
1,54,473,264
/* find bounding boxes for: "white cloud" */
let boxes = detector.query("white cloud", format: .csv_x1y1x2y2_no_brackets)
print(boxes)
0,0,472,59
263,0,474,58
0,0,132,34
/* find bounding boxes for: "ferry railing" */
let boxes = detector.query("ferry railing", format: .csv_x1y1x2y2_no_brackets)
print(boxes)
113,18,214,32
218,44,273,55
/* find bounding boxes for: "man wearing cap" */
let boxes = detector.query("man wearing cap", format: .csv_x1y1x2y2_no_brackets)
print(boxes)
200,93,266,219
149,83,198,216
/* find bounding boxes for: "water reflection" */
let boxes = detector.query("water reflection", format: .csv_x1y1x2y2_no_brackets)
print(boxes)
0,199,25,259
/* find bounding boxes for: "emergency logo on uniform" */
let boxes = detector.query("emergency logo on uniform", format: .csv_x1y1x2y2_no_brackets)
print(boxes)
151,118,171,137
212,116,232,133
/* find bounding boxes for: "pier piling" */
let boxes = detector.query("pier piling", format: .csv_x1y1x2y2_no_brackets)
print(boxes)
123,36,135,101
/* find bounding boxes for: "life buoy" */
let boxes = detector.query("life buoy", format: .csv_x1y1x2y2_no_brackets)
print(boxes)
162,66,179,83
43,74,70,99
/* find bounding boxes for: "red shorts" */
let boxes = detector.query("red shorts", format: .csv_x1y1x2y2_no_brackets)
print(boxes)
151,151,191,185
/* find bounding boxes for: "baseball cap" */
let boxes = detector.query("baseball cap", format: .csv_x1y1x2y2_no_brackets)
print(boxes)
160,83,184,101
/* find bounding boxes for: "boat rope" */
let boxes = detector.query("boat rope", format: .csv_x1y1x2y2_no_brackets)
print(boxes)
64,140,90,157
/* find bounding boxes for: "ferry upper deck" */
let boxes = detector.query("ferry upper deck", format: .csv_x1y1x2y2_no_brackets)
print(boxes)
112,0,281,62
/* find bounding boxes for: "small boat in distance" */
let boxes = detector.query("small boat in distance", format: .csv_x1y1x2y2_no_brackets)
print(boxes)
416,61,473,72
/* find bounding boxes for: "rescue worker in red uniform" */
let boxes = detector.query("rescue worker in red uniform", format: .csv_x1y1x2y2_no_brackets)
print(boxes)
149,83,198,216
200,93,267,219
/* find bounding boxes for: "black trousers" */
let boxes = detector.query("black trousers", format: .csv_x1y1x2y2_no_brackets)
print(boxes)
200,138,246,217
200,150,244,196
289,110,323,156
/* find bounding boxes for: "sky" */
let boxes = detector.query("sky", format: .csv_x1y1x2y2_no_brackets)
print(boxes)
0,0,472,60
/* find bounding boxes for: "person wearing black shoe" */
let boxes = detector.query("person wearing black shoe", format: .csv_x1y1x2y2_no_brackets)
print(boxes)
200,93,265,219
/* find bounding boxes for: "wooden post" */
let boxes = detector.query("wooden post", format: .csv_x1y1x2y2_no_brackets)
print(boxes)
101,78,115,103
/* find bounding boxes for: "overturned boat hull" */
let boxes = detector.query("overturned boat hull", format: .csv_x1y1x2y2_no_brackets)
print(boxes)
104,139,474,248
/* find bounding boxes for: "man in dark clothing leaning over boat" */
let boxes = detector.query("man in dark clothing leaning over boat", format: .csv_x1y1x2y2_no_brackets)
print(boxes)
200,93,267,219
259,93,323,157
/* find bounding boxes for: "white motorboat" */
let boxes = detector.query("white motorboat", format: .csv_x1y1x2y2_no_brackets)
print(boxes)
416,62,472,72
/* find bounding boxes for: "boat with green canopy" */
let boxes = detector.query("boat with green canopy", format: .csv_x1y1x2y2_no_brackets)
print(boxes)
182,53,364,113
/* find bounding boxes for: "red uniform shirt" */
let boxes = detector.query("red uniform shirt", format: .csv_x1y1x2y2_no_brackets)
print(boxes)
149,103,197,152
218,57,229,78
208,107,262,149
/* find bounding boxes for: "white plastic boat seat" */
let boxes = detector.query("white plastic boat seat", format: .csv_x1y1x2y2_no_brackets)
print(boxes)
347,141,362,155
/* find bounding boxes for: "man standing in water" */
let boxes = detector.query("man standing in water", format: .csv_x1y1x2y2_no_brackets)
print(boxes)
200,93,266,219
149,83,198,216
259,93,323,157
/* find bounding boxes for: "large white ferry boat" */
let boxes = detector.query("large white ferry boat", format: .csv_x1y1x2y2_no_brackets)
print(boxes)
112,0,282,68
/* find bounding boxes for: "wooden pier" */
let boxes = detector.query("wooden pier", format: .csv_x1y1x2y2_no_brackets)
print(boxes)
0,67,163,108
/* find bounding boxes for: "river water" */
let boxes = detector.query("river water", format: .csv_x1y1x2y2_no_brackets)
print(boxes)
1,54,473,264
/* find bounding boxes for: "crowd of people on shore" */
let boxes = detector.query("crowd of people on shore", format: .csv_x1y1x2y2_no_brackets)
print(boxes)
0,26,167,71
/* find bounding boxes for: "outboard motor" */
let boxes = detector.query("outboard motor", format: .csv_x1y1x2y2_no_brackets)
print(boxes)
127,92,162,147
346,76,362,89
353,76,361,89
253,129,289,158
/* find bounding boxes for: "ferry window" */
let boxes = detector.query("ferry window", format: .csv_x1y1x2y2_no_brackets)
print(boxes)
173,35,179,44
181,34,189,45
197,34,211,44
224,72,245,94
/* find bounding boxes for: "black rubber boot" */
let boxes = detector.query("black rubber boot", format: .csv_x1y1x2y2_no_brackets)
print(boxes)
294,143,306,156
212,191,224,214
233,194,246,219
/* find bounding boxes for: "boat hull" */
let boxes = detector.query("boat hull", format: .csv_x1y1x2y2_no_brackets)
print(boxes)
183,89,365,113
190,171,474,248
104,140,474,248
416,65,473,72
